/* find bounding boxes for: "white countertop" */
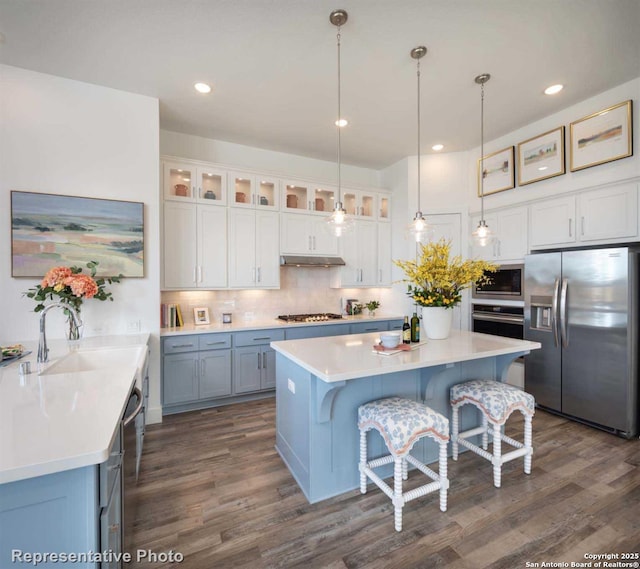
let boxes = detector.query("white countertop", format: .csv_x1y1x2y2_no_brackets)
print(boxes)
0,334,149,485
271,329,541,383
160,313,404,336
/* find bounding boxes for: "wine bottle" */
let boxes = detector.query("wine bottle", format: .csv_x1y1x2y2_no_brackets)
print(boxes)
411,312,420,343
402,316,411,344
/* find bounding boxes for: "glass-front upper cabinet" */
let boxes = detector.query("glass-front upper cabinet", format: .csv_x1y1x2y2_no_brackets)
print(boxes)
282,181,311,212
163,161,226,204
343,189,376,219
229,173,279,209
282,181,338,214
379,194,391,221
311,185,336,214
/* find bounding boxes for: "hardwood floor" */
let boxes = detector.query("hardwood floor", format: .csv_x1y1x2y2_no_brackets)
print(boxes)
131,398,640,568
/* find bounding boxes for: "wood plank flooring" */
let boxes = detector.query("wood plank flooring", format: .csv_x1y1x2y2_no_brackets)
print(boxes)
131,398,640,568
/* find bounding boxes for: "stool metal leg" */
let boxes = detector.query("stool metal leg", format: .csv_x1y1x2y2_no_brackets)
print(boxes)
393,457,404,532
492,422,502,488
359,429,367,494
439,440,448,512
524,414,532,475
451,405,459,461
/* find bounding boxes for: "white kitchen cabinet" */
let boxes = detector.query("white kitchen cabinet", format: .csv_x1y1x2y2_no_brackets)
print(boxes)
377,221,392,286
577,184,638,242
530,184,638,249
281,180,337,214
343,189,376,220
163,202,227,289
529,196,577,248
228,172,279,209
280,213,339,256
471,207,528,261
163,160,226,204
331,220,378,287
228,209,280,288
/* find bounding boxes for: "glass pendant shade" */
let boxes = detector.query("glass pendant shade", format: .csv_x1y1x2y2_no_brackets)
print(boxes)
326,201,355,237
406,211,434,243
472,219,493,247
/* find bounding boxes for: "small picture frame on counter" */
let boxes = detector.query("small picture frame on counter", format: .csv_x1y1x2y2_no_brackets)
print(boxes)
194,307,210,325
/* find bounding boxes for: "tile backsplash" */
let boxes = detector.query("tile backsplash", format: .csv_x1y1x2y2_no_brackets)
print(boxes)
161,268,396,326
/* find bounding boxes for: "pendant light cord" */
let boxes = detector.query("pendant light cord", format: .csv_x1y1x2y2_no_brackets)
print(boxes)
480,79,485,222
336,25,342,205
416,57,421,215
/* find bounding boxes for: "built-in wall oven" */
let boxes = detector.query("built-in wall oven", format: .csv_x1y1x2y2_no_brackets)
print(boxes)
473,263,524,302
472,304,524,340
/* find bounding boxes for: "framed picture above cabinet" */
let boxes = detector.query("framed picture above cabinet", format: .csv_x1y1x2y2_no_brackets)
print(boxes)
477,146,515,196
570,100,633,172
517,127,565,186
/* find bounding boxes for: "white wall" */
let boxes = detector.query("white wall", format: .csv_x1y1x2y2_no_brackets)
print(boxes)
160,129,382,188
0,65,162,421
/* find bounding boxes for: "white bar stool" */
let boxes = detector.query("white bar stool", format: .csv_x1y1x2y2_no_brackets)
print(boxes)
357,397,450,532
450,379,535,488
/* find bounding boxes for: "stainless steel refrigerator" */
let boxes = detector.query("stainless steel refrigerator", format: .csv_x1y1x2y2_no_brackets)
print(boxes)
524,246,639,438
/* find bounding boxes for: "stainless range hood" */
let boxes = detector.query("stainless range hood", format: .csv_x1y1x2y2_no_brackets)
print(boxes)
280,255,346,267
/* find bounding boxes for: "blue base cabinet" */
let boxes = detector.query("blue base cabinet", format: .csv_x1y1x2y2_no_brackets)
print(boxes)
161,319,404,415
0,429,123,569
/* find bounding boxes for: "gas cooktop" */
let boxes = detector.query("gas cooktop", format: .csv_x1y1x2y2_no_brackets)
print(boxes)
277,313,343,323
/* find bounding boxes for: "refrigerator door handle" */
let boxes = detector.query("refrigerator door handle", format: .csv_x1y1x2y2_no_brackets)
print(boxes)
552,277,560,348
560,277,569,348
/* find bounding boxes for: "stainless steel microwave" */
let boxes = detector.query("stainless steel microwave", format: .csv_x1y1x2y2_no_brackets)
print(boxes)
472,263,524,301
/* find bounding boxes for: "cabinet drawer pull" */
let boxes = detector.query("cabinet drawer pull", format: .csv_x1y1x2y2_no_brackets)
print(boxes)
252,337,271,341
205,341,226,346
257,353,261,369
170,343,194,348
581,216,585,235
364,327,378,332
262,352,267,368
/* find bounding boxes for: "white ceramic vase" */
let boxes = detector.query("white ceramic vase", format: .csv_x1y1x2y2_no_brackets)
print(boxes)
421,306,453,340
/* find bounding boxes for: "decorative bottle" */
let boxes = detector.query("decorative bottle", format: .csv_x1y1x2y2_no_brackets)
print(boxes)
411,312,420,343
402,316,411,344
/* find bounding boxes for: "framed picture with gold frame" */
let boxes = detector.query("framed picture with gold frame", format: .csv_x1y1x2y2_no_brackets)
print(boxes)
517,127,565,186
570,100,633,172
477,146,515,196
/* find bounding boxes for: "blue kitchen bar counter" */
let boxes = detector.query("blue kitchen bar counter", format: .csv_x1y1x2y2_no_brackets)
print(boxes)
270,330,541,503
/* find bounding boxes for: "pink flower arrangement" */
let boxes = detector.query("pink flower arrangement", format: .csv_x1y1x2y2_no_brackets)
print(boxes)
26,261,121,315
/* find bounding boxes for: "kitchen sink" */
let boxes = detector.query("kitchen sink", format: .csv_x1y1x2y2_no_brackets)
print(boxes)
40,346,147,376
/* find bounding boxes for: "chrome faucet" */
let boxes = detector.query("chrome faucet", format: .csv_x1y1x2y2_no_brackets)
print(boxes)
37,302,83,364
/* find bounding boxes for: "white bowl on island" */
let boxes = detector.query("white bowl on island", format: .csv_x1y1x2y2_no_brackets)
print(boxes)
379,332,401,349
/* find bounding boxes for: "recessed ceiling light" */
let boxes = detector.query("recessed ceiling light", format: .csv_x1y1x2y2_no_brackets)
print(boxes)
194,82,212,94
544,84,563,95
335,118,348,127
432,144,444,151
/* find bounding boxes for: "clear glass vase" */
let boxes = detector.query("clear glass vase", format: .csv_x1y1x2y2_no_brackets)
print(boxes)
66,311,83,350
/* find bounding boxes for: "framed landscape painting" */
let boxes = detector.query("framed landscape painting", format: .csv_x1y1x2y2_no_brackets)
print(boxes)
517,126,565,186
570,100,633,172
11,191,144,277
477,146,515,196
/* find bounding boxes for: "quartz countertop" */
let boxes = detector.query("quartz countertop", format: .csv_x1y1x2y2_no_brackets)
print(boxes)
271,329,541,383
0,334,149,484
160,313,404,336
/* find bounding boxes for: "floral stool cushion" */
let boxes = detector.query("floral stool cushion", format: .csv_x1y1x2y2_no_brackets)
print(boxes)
358,397,449,457
450,380,535,425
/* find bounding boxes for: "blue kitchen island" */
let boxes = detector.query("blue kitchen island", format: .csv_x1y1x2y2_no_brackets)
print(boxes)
271,330,540,504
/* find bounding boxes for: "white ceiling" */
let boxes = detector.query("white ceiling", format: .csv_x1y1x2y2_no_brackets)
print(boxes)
1,0,639,170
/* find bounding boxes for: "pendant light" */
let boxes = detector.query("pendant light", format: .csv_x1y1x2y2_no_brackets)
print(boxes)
472,73,493,247
406,46,432,244
325,9,355,238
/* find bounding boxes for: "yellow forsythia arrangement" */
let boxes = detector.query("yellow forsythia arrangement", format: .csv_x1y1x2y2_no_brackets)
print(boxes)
394,239,498,308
